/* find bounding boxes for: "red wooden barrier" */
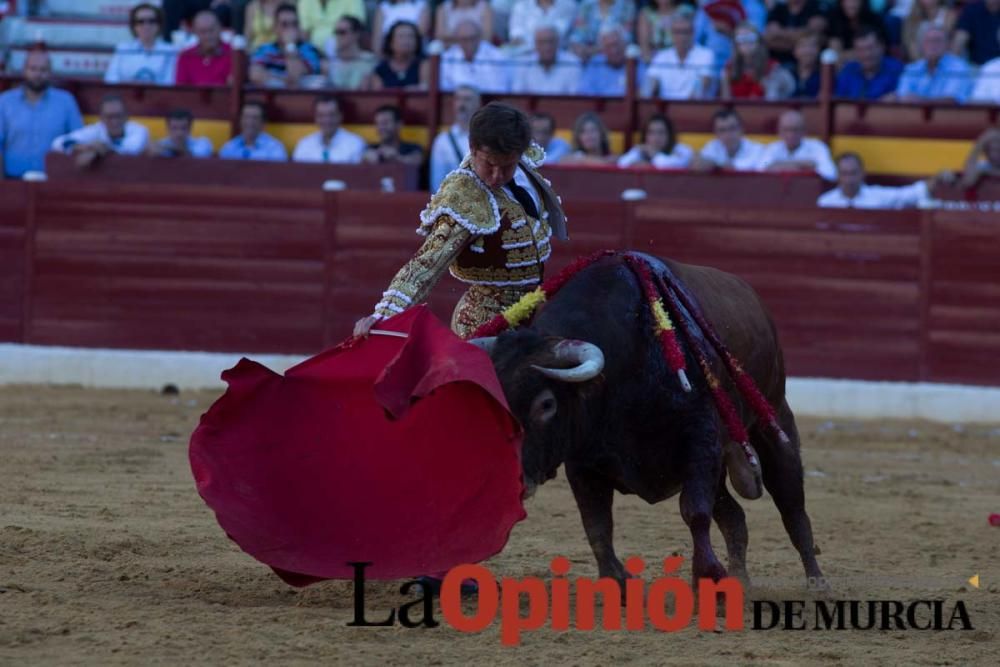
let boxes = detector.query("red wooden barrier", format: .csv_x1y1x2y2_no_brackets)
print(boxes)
44,153,421,191
0,181,28,342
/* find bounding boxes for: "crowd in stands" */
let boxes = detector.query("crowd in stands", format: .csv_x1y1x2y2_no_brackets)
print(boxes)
3,1,1000,210
8,0,998,102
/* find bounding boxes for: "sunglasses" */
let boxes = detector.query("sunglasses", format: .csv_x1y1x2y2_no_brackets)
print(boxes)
133,16,159,25
335,27,352,35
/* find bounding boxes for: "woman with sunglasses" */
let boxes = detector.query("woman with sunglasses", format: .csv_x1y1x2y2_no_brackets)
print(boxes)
721,22,794,99
105,3,177,84
299,0,367,50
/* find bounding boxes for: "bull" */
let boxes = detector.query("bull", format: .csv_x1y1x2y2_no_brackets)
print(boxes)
471,252,824,588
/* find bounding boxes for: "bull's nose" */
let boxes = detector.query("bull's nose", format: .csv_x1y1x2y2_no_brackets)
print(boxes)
522,480,538,500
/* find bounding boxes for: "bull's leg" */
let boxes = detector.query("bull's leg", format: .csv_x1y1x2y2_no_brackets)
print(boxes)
754,399,824,587
713,480,750,584
679,422,727,583
565,463,626,585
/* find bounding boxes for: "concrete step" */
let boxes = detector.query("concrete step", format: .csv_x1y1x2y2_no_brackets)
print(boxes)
2,16,131,49
38,0,146,21
6,46,113,77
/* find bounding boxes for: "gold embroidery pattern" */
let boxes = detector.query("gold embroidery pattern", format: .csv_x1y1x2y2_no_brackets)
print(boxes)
451,284,534,339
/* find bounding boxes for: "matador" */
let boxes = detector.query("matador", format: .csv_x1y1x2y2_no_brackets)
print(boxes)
354,102,568,339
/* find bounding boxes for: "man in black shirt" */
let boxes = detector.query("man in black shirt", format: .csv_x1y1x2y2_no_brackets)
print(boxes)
363,105,424,166
764,0,827,64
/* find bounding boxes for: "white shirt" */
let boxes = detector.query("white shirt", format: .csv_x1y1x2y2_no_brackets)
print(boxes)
292,128,366,163
104,39,177,84
377,0,427,36
646,45,714,100
971,57,1000,103
430,124,470,192
440,41,510,93
510,51,581,94
617,144,694,169
52,120,149,155
500,165,543,216
508,0,578,50
817,181,930,209
699,137,765,171
757,138,838,181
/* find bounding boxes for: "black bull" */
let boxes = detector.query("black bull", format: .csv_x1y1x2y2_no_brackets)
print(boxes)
471,252,824,587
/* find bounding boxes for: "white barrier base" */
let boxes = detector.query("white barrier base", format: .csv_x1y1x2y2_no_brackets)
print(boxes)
1,344,999,423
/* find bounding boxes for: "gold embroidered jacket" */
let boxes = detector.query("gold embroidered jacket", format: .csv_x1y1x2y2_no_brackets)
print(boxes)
372,155,559,321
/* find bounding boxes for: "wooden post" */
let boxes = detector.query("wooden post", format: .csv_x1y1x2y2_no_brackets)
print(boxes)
818,49,837,146
624,51,639,152
228,45,248,136
427,51,443,155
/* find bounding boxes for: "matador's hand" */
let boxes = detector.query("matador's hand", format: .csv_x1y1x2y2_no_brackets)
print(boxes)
353,315,380,338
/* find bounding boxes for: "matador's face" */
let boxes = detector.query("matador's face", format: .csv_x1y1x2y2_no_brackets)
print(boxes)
470,147,519,190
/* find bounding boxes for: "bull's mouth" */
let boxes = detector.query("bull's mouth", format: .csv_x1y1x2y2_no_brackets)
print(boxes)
521,467,559,501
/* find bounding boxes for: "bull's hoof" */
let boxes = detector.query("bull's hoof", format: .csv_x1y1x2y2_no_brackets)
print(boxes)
725,441,763,500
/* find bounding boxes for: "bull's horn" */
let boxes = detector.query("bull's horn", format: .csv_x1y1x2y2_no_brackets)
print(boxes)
531,340,605,383
468,337,498,354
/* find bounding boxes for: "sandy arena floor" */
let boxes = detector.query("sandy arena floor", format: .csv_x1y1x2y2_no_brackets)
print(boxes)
0,386,997,665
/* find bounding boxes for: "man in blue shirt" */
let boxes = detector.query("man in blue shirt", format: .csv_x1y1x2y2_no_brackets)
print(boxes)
218,101,288,161
579,26,645,96
0,50,82,179
248,3,325,88
891,24,973,103
148,109,214,158
835,27,903,100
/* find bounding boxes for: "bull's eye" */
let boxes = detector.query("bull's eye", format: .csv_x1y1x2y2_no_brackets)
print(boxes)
530,389,558,425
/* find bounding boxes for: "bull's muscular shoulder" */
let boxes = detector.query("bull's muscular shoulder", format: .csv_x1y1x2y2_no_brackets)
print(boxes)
417,167,501,237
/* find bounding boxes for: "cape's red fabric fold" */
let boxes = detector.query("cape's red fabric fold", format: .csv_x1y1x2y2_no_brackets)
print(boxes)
189,306,525,585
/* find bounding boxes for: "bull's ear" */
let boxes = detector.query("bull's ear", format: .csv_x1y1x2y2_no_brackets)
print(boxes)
529,389,558,424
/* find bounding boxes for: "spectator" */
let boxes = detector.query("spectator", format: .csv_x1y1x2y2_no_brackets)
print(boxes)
430,85,481,190
244,0,281,50
953,0,1000,65
299,0,366,50
617,113,693,169
105,3,178,84
971,55,1000,102
530,112,571,163
638,0,682,63
511,25,582,94
292,97,366,163
440,20,510,92
51,95,149,164
569,0,636,61
701,0,747,76
0,50,82,179
560,111,616,165
826,0,887,63
218,101,288,161
579,25,645,96
174,10,233,85
249,3,326,88
372,0,431,41
757,109,837,180
508,0,576,51
721,22,794,99
958,127,1000,188
147,109,214,157
646,9,715,100
835,27,903,99
692,108,765,171
817,152,941,207
163,0,235,37
362,104,425,166
370,20,429,90
764,0,826,64
784,30,823,99
901,0,956,62
890,23,972,102
327,16,378,90
435,0,494,46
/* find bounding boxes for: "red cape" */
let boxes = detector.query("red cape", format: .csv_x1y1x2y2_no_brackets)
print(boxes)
189,306,526,586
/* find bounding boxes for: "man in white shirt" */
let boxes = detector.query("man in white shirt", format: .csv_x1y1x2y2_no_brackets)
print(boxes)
507,0,578,52
971,56,1000,102
818,153,941,208
646,9,714,100
51,94,149,163
429,85,481,191
757,109,837,181
510,25,582,94
292,96,366,163
440,20,510,93
693,108,764,171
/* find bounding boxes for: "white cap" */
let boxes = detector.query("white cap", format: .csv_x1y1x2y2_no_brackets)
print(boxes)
322,179,348,191
625,44,642,60
22,171,48,182
426,39,445,56
820,48,839,66
621,188,647,201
